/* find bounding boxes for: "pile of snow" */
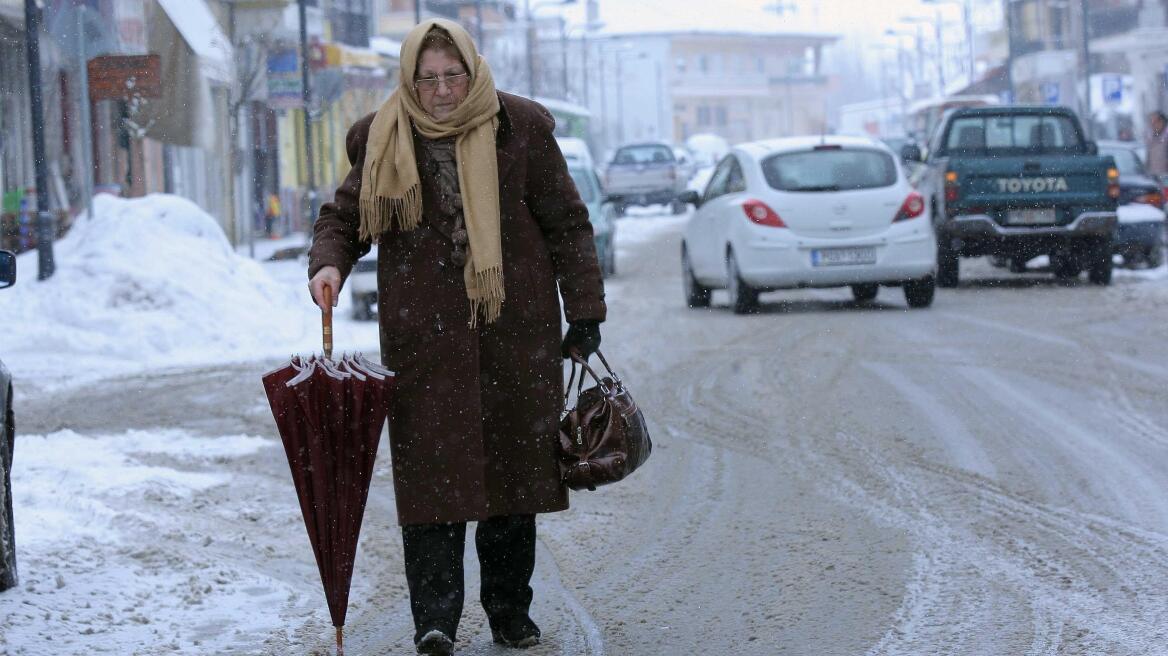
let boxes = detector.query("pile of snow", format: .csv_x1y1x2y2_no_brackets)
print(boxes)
0,194,375,389
685,133,729,168
0,429,293,655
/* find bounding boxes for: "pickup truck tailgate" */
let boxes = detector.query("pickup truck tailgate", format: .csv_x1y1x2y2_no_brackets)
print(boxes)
953,156,1112,209
606,162,675,194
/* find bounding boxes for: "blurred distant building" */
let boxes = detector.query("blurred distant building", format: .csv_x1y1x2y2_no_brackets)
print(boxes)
586,28,838,156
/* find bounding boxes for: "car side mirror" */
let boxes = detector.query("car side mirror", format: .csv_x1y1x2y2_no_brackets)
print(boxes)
1084,141,1099,155
900,143,923,163
0,250,15,289
679,190,702,207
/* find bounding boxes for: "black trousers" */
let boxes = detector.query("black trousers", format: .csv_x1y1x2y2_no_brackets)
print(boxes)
401,513,535,643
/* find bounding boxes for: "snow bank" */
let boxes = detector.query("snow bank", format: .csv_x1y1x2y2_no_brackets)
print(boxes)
0,194,376,389
0,429,290,656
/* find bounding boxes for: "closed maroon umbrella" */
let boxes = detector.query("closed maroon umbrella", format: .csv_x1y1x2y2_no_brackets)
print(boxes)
262,286,394,655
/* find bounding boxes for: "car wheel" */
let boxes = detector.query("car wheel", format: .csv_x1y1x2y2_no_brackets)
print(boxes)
670,199,686,215
937,239,959,288
904,276,936,308
988,254,1008,269
0,390,16,592
1008,257,1028,274
726,251,758,314
681,245,710,308
351,297,373,321
1087,240,1113,286
851,283,879,303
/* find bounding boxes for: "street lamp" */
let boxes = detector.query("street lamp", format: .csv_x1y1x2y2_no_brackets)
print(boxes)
923,0,975,88
526,0,576,98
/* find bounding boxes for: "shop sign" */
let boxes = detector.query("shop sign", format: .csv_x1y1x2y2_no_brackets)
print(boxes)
87,54,162,101
268,50,303,110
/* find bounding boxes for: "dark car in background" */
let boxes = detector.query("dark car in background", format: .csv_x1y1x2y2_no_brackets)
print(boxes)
568,163,617,277
1098,140,1166,268
1,249,16,592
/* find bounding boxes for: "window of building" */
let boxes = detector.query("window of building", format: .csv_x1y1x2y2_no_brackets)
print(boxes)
676,57,687,74
715,107,728,126
698,55,709,74
698,106,711,125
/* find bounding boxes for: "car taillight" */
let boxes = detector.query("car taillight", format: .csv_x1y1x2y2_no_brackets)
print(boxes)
1134,191,1164,208
1107,167,1120,200
944,170,960,203
893,191,926,222
742,199,786,228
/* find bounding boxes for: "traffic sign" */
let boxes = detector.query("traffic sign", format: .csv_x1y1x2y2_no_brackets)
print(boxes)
1041,82,1060,105
1102,75,1122,104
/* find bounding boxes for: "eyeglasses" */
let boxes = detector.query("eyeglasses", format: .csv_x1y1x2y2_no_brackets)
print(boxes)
414,73,470,91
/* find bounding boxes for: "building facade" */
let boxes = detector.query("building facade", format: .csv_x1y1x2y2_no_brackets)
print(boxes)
584,29,837,158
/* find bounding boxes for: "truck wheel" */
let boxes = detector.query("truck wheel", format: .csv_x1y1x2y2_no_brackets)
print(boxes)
937,240,959,288
904,276,936,308
1146,244,1164,269
851,283,879,302
682,245,710,308
1051,254,1081,280
726,251,758,314
670,199,687,215
1088,245,1113,286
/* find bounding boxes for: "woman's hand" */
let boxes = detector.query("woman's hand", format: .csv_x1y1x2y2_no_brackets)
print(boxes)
309,266,342,311
561,320,602,359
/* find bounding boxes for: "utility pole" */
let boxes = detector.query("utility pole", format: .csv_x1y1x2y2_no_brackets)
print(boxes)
298,0,318,230
415,0,422,24
1005,0,1015,101
24,0,55,280
1080,0,1093,137
475,0,484,49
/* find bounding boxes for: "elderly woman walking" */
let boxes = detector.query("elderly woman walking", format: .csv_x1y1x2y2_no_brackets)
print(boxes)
307,18,605,656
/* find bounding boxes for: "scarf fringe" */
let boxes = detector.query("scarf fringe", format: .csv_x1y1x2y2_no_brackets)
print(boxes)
467,266,505,328
359,185,422,241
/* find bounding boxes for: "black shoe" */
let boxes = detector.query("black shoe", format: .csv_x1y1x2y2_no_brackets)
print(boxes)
490,615,541,648
416,629,454,656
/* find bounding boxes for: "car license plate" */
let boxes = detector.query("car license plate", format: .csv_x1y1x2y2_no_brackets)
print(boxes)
1006,208,1056,225
811,247,877,267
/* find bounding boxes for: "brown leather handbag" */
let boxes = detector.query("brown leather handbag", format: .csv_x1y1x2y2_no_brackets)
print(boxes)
558,350,651,491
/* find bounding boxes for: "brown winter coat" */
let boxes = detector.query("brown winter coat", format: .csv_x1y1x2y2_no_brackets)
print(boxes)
308,91,606,525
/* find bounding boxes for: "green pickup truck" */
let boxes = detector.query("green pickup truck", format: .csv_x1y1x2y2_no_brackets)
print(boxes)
906,106,1119,286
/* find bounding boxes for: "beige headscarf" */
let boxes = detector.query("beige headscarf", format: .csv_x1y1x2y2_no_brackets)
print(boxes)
360,18,503,325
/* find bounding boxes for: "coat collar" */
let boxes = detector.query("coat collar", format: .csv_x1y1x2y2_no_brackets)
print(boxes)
495,93,520,187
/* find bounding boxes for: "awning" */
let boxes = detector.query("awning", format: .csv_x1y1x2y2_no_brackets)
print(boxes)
138,0,234,149
155,0,234,84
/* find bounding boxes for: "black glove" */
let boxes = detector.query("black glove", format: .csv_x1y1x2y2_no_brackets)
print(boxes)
561,320,602,359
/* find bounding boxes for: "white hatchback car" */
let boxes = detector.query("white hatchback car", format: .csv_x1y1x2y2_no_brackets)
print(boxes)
680,136,937,313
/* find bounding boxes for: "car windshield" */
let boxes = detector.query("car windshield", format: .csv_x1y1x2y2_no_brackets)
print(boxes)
568,168,597,203
612,145,674,165
944,114,1084,153
1101,148,1144,176
762,148,897,192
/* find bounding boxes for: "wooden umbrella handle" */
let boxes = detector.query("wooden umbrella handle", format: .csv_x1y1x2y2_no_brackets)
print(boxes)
322,283,333,360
